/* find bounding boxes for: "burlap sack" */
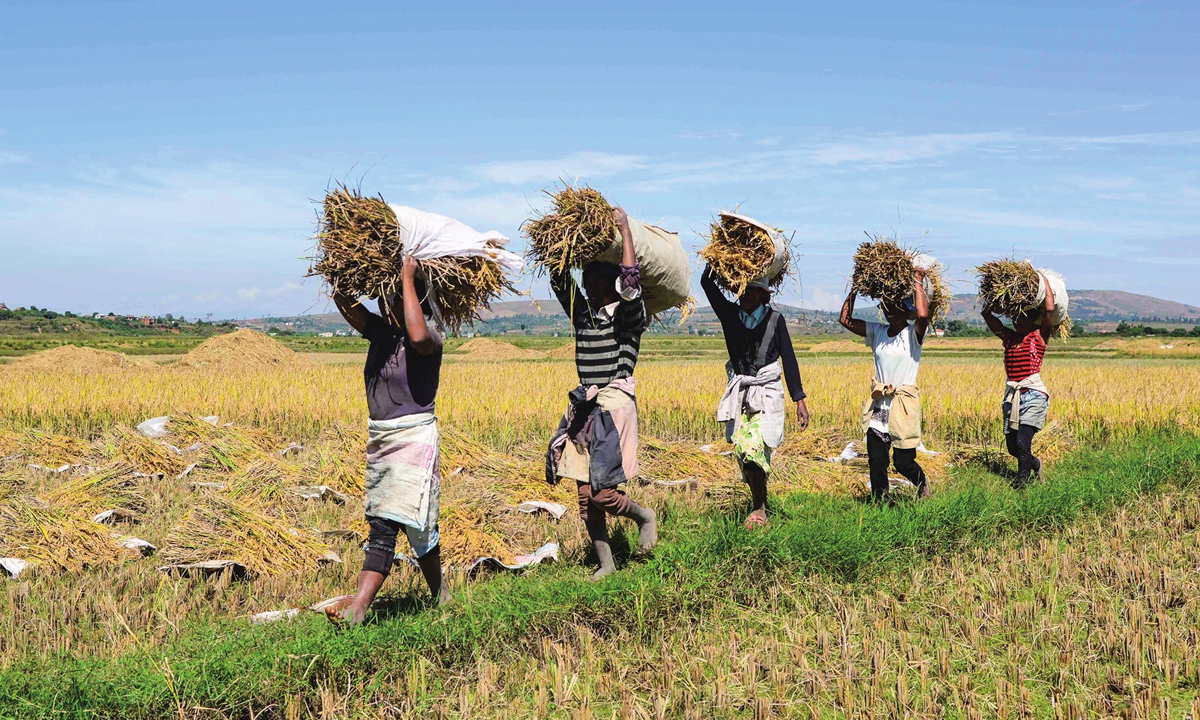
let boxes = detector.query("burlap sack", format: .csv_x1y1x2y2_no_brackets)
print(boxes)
593,217,690,316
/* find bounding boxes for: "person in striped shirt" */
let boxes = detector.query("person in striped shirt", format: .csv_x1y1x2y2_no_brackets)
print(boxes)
982,273,1056,488
547,207,656,580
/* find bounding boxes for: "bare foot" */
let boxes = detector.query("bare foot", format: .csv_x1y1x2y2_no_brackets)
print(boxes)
590,565,616,582
436,584,451,606
324,597,366,625
636,508,657,555
744,508,768,529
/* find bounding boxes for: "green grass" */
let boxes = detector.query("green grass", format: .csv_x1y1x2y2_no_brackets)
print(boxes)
3,432,1199,718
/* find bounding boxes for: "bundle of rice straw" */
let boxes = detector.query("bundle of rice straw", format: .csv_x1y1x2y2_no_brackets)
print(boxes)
521,184,616,275
0,496,119,572
850,236,949,322
699,213,791,296
308,184,518,332
976,258,1071,338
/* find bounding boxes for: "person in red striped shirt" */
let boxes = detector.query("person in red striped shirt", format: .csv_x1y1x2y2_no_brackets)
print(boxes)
981,274,1056,488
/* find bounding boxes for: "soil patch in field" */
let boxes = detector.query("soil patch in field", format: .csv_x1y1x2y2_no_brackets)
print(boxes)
456,338,545,361
10,345,161,373
174,329,311,371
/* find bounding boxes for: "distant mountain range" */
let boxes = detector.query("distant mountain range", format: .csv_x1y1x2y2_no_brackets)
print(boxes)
237,289,1200,335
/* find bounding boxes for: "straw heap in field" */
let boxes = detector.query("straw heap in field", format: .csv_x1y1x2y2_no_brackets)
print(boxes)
309,185,515,332
699,214,789,296
174,329,308,371
850,238,948,321
521,185,616,275
11,345,159,374
545,343,575,359
456,338,545,361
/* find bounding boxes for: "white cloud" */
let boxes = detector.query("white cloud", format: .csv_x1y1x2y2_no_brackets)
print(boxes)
476,151,646,185
236,288,261,300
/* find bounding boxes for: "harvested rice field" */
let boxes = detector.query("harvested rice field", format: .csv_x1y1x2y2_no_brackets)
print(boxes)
2,334,1199,718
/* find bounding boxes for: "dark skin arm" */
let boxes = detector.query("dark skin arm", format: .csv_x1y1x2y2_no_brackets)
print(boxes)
839,292,867,337
912,267,930,343
401,255,436,356
614,207,635,268
333,293,371,336
1039,273,1056,343
981,309,1013,342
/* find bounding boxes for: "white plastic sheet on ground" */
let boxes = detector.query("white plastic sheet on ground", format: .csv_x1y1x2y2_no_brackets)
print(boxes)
117,537,157,557
1,558,29,579
516,501,567,521
390,205,524,273
92,509,139,525
466,542,559,577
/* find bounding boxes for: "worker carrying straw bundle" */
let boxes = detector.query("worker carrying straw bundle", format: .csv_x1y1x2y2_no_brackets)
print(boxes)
840,237,941,502
701,257,809,529
541,204,658,581
324,254,451,623
309,184,524,333
976,259,1068,489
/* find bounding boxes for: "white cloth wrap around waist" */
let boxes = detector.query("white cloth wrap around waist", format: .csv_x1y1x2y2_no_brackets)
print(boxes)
1002,373,1049,431
365,412,440,531
717,362,786,448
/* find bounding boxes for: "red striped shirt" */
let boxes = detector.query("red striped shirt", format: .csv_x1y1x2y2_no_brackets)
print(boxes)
1004,330,1046,381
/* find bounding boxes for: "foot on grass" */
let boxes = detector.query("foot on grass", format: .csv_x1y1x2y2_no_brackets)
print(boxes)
636,508,658,555
590,564,616,582
1035,458,1045,484
324,597,366,626
435,584,451,607
916,479,932,500
744,508,768,529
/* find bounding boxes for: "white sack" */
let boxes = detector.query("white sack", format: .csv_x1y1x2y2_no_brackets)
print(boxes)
137,416,171,438
1034,267,1070,327
389,205,524,274
593,217,691,316
718,212,788,281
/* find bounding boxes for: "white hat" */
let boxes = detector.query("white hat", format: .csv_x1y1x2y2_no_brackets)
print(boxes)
745,276,771,292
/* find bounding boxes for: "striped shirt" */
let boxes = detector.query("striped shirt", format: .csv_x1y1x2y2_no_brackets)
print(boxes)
1004,329,1046,382
552,265,646,387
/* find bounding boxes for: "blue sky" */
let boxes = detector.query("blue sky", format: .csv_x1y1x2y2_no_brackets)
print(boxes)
2,1,1197,318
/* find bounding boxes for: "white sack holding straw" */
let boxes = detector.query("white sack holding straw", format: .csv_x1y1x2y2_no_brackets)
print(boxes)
389,205,525,273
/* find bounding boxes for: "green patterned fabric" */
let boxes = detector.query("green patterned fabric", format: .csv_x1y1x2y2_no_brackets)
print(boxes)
732,412,773,474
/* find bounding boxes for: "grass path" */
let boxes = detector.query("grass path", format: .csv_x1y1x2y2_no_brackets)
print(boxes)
3,432,1199,718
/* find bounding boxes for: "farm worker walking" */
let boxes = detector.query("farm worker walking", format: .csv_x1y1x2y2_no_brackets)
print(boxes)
325,254,449,623
839,268,932,502
701,263,810,528
544,207,657,581
981,273,1056,488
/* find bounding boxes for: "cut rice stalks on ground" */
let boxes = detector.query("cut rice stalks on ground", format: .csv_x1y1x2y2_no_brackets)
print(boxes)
42,464,145,517
698,213,790,296
0,497,122,572
976,258,1072,339
521,184,615,276
308,184,515,332
160,494,332,576
851,236,949,322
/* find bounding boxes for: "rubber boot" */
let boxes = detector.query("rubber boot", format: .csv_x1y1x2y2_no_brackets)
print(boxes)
620,502,658,555
585,512,616,581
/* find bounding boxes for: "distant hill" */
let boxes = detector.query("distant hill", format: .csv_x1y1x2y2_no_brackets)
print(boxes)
947,290,1200,323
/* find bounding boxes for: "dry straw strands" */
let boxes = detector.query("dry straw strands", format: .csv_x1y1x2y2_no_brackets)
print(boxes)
976,258,1072,339
309,184,515,332
521,184,616,276
174,329,309,372
851,236,949,322
11,345,160,374
699,214,790,296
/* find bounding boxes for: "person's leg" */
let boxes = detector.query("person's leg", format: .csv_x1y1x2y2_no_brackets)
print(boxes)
743,461,769,527
579,482,615,580
405,525,450,605
892,447,929,498
326,516,398,624
866,432,891,501
594,487,657,556
1012,424,1039,488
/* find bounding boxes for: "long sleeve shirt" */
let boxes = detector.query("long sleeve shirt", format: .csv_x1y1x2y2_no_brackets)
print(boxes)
701,265,805,401
551,264,646,387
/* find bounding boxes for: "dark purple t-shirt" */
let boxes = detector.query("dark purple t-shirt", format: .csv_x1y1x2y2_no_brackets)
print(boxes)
362,313,443,420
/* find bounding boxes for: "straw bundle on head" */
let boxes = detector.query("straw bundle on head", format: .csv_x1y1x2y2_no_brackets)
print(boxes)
521,184,615,275
309,184,516,332
850,236,948,322
976,259,1072,338
699,215,790,296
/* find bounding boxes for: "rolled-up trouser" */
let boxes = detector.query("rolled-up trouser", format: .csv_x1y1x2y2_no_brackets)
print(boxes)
361,515,440,576
576,482,633,522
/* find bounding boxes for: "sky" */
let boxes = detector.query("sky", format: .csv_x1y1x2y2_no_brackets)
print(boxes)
1,1,1197,319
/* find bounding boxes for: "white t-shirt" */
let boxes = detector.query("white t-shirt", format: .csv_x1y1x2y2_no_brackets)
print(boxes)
864,322,923,437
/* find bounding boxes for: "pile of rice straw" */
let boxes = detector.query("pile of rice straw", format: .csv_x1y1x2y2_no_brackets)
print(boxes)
174,329,309,372
850,237,949,322
309,184,516,332
11,345,160,374
976,259,1071,338
521,184,615,275
699,214,790,296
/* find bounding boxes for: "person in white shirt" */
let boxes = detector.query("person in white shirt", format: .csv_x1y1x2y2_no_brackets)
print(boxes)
839,268,931,502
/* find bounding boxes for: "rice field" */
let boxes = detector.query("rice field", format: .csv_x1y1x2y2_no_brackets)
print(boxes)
2,335,1199,717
